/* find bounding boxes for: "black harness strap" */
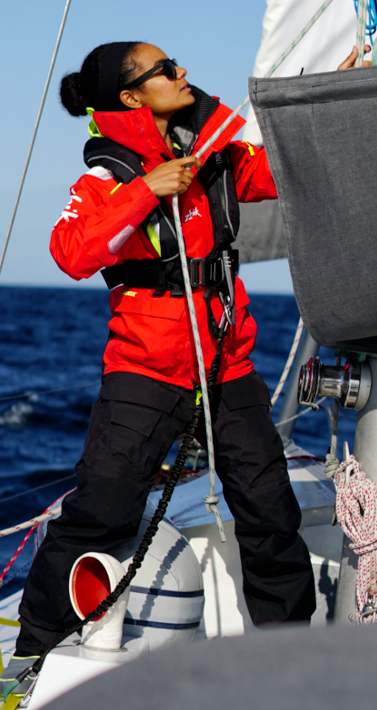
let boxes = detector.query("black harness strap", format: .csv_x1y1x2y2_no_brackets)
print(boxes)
101,250,239,292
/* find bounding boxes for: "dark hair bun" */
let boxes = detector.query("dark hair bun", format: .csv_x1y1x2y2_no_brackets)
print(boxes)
60,72,87,116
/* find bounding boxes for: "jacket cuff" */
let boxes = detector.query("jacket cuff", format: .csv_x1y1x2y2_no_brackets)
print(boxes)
110,175,159,211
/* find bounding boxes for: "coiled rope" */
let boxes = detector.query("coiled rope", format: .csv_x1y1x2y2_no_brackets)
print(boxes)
333,455,377,622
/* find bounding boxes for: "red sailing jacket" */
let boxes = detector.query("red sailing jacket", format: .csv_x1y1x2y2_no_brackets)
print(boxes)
50,101,277,389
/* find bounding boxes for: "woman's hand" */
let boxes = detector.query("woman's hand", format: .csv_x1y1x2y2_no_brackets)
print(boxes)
142,156,201,197
338,44,371,70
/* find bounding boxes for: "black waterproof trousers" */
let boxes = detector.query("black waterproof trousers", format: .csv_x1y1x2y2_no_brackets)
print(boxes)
17,371,315,654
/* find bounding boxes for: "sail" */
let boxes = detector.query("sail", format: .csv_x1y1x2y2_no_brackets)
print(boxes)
249,65,377,352
244,0,357,146
237,0,357,265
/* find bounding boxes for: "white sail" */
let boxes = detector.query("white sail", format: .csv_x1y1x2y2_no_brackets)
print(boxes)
244,0,358,145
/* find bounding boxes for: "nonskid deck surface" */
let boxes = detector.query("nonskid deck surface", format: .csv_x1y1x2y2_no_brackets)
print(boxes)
0,441,342,707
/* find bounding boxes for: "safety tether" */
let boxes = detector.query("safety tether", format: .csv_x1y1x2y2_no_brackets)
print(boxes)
172,0,335,534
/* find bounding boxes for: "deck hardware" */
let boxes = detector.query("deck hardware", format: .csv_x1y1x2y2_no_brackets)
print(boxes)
360,591,377,624
298,357,372,411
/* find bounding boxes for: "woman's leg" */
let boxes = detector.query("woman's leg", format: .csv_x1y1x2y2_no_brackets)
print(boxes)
16,373,195,655
196,371,316,626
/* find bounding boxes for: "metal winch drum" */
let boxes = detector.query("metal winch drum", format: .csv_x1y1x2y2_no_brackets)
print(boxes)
297,356,372,411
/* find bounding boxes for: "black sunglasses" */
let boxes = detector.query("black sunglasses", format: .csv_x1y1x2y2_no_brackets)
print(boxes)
125,58,178,89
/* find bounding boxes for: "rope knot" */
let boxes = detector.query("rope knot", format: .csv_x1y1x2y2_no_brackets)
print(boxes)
205,494,220,511
325,454,339,480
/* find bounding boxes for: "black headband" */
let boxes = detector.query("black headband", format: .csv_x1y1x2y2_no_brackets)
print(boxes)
97,42,130,111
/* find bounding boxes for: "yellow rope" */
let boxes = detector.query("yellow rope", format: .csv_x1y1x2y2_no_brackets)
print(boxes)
0,694,21,709
0,619,20,628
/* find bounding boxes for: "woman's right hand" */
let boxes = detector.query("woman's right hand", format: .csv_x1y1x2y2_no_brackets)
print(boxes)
142,156,201,197
338,44,371,70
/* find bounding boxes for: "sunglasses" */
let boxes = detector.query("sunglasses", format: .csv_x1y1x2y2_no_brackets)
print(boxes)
125,58,178,89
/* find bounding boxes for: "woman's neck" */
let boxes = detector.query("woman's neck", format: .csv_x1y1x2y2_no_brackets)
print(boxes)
154,115,173,150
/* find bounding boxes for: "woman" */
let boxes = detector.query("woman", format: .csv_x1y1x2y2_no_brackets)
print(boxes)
1,41,316,695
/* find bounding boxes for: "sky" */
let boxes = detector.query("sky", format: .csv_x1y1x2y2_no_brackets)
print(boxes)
0,0,357,293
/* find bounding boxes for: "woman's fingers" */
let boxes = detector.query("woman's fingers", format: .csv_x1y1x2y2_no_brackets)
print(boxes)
177,156,202,171
142,156,201,196
338,44,371,70
338,46,358,70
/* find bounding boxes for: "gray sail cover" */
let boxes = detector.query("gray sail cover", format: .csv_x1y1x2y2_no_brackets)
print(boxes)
249,67,377,353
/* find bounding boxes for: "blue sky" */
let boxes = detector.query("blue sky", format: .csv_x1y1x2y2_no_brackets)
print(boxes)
0,0,292,291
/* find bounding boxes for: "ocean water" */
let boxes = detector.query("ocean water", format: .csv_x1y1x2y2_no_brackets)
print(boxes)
0,286,357,599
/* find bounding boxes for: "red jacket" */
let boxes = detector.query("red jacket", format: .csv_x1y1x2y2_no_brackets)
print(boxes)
50,101,277,389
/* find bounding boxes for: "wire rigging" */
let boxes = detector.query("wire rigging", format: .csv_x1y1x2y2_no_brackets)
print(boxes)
0,0,72,275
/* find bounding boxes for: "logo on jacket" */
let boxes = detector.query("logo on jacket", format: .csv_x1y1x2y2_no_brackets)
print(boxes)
54,190,83,226
184,207,202,223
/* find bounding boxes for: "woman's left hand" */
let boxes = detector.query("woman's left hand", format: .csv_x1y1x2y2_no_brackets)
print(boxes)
338,44,371,70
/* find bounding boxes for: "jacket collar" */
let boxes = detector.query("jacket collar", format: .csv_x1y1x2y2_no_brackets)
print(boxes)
92,85,245,170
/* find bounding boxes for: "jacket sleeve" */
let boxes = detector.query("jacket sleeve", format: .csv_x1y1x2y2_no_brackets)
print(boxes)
227,141,277,203
50,173,160,280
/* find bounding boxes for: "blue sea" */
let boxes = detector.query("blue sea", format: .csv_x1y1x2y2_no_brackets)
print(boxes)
0,286,357,600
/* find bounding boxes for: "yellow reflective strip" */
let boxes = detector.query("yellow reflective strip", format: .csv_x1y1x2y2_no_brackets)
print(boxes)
195,386,202,406
110,183,123,195
1,694,21,710
172,143,181,150
0,650,3,676
0,618,21,628
241,141,255,158
146,223,161,257
122,291,137,297
86,107,104,139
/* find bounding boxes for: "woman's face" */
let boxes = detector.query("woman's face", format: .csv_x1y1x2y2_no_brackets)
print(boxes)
119,44,195,118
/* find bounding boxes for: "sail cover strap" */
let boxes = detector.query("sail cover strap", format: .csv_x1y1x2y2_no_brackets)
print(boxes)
249,66,377,354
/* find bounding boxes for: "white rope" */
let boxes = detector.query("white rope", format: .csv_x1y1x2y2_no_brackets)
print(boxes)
334,455,377,622
0,0,72,274
324,357,341,479
172,0,335,537
355,0,368,67
194,0,335,161
172,201,226,542
275,397,326,427
0,507,62,538
270,317,304,408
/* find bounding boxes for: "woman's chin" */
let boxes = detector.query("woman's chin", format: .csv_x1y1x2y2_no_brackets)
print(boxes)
179,90,196,107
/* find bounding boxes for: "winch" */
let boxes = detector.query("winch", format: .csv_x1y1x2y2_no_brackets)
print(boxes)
297,357,372,411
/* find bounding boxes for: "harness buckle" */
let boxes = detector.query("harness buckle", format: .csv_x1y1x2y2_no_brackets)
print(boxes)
189,258,207,288
219,250,236,326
